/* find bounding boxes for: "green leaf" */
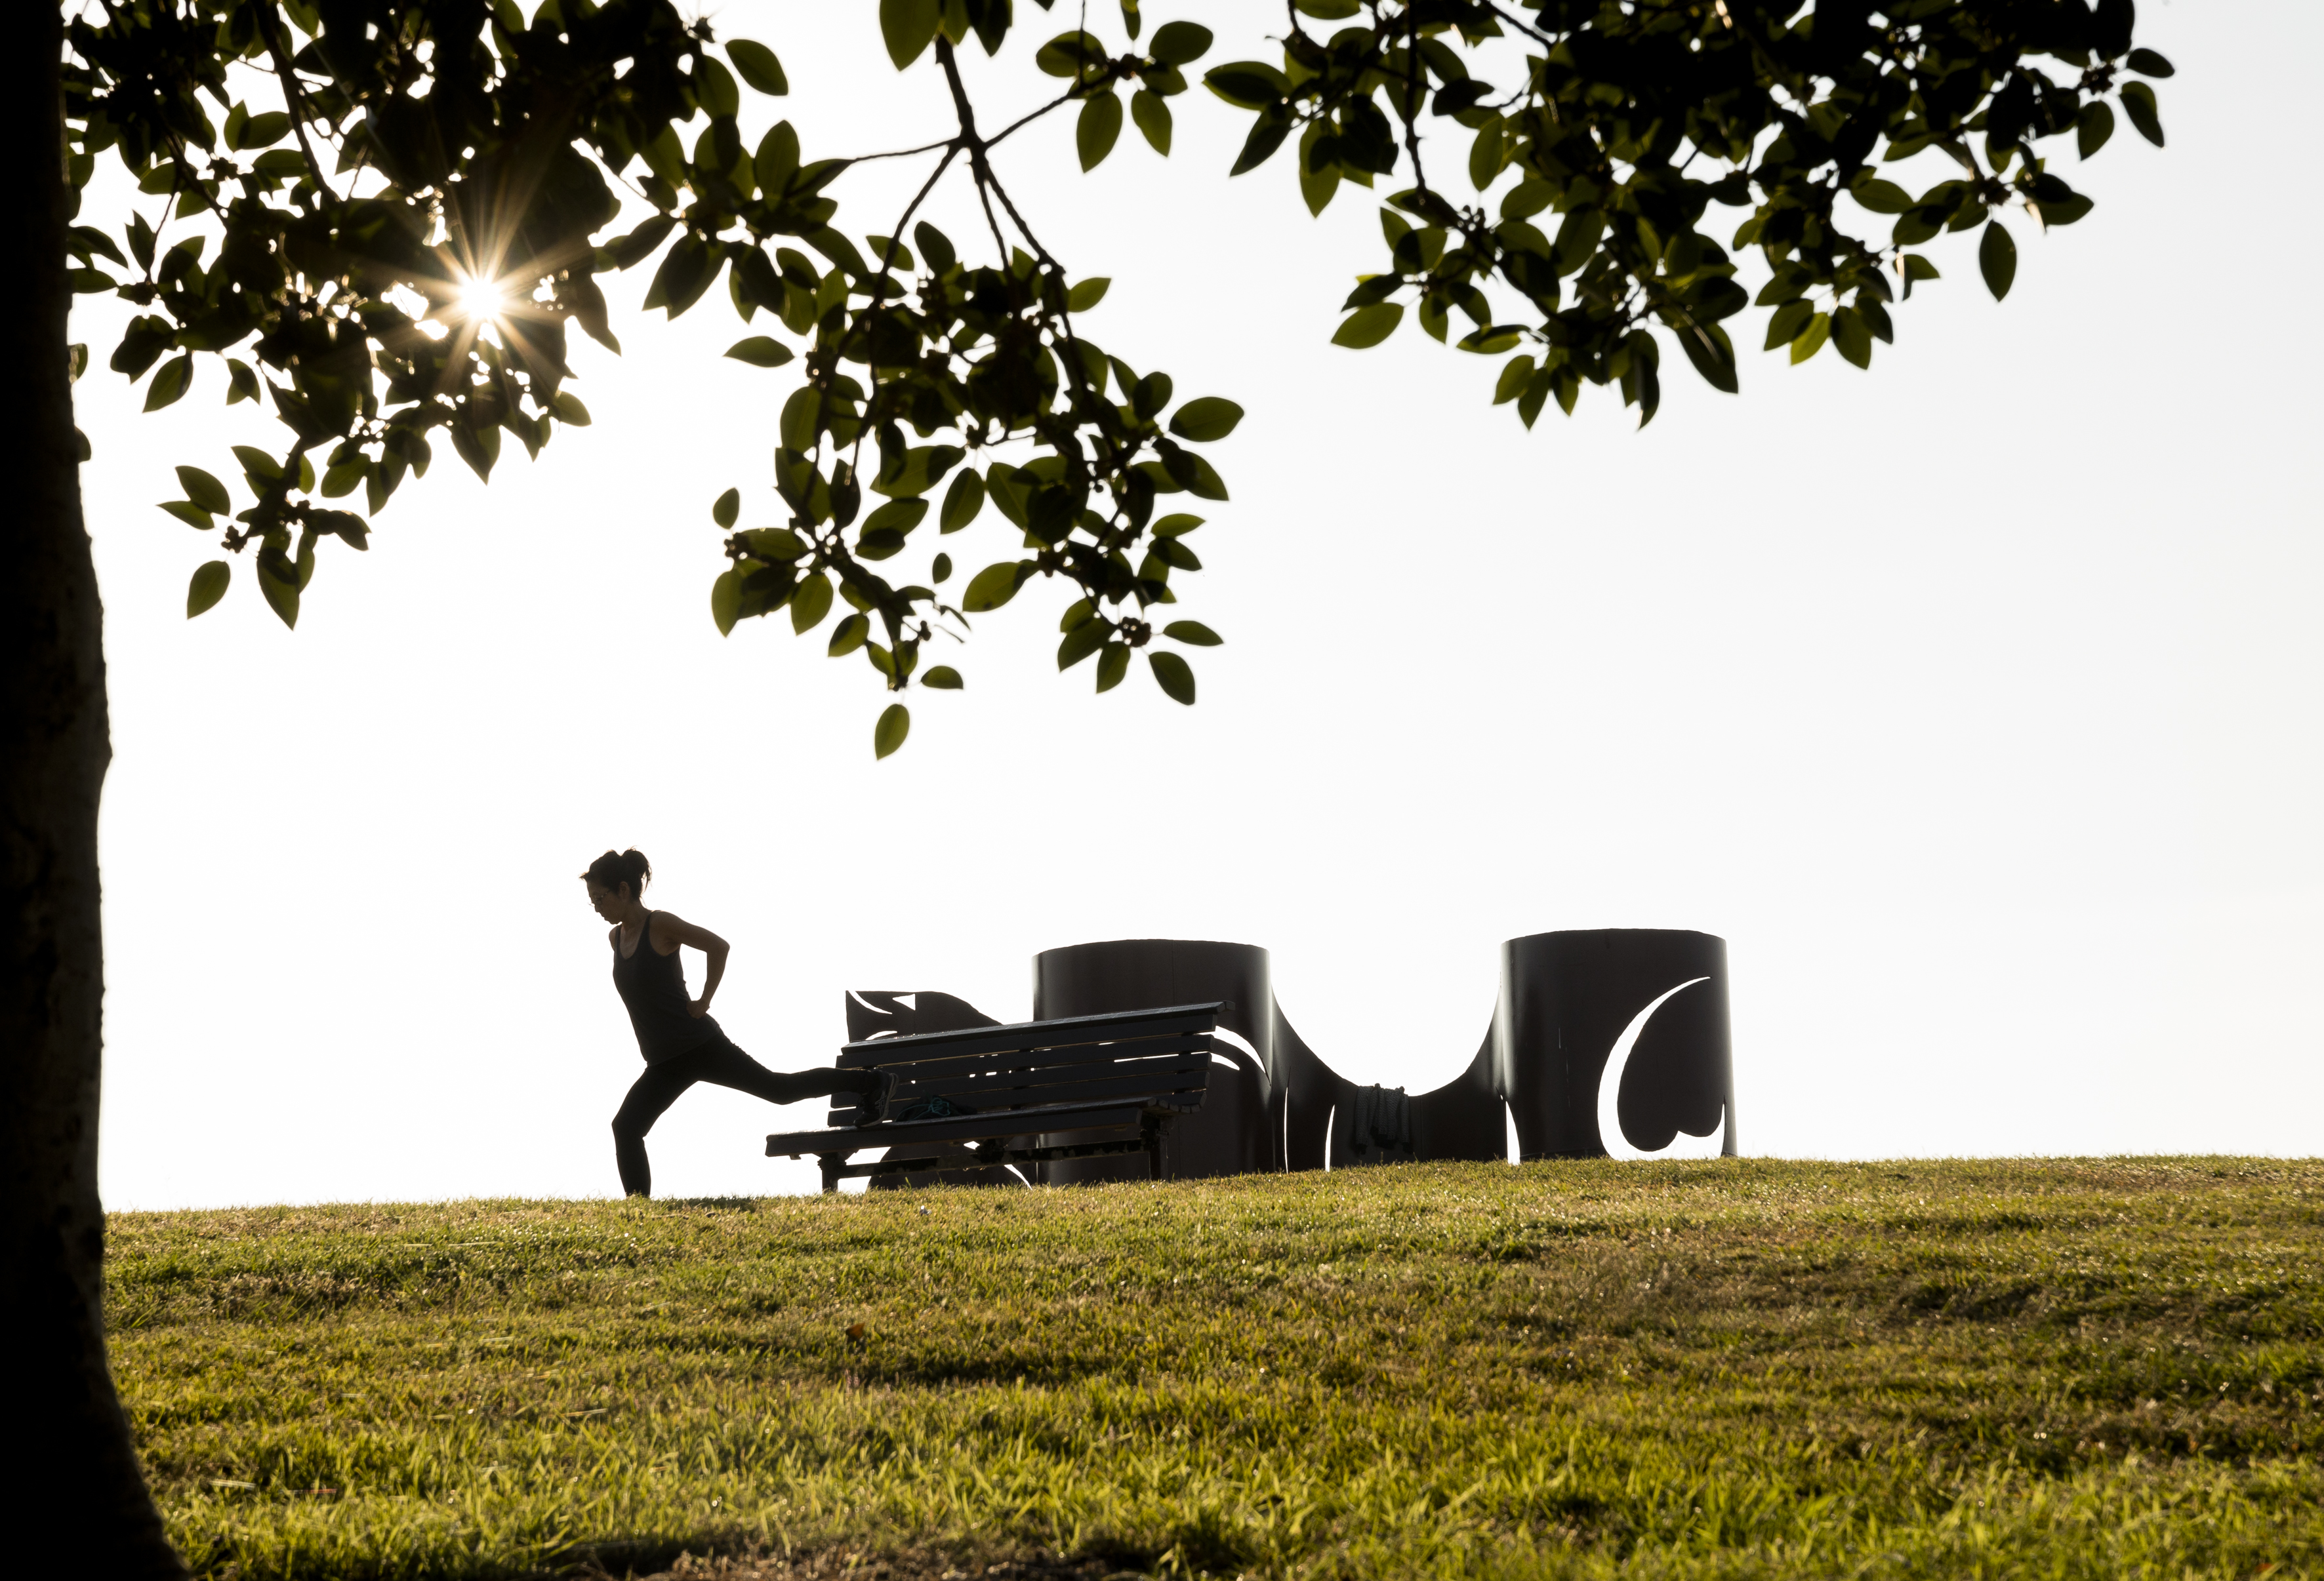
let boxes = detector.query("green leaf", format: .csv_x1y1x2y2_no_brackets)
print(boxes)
176,466,231,514
1333,304,1403,349
2076,102,2115,159
694,58,740,119
873,444,965,500
1148,20,1212,65
239,111,291,150
1057,618,1111,670
780,387,823,452
1162,620,1221,647
1830,308,1872,370
741,527,809,561
1152,513,1204,537
1298,123,1340,217
790,571,834,633
874,0,939,67
1183,455,1228,502
828,612,869,657
1789,313,1831,365
1677,322,1739,395
551,391,592,426
158,500,213,530
1850,178,1913,214
1036,30,1105,78
1153,536,1201,571
756,123,802,190
645,235,721,319
1131,90,1173,155
727,39,790,94
962,561,1031,612
874,703,910,759
865,498,929,536
1095,642,1130,693
939,468,985,532
1168,397,1244,442
256,546,300,629
1979,221,2017,301
1494,353,1536,405
711,569,740,635
2119,82,2165,146
1148,649,1195,704
921,666,963,689
144,353,193,412
931,553,953,583
713,488,741,529
232,445,283,484
914,222,956,273
449,420,499,482
1468,118,1505,191
1204,62,1288,109
2125,48,2174,78
1067,277,1111,313
803,227,869,278
186,560,230,618
725,336,794,367
1764,299,1814,350
1231,111,1292,176
1078,92,1124,171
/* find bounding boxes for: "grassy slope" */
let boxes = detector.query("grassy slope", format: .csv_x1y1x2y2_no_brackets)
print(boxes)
110,1159,2323,1580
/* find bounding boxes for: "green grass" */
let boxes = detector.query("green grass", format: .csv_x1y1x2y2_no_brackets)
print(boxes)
109,1159,2324,1580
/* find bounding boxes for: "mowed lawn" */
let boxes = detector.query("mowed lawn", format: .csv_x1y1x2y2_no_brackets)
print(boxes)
110,1159,2323,1580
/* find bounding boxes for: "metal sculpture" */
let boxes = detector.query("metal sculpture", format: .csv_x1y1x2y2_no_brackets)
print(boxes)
842,928,1734,1180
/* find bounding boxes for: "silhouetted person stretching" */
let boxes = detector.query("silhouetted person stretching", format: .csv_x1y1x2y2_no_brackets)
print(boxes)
584,849,891,1197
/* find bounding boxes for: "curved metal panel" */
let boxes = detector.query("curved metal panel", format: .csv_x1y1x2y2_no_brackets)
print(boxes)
1496,929,1734,1161
842,926,1733,1184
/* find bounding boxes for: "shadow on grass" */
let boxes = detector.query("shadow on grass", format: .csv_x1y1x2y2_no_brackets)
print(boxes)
562,1536,1147,1580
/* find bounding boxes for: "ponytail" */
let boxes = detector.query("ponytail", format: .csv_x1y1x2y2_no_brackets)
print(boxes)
582,848,651,902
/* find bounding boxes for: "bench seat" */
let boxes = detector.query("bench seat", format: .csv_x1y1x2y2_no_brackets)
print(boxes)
767,1001,1223,1191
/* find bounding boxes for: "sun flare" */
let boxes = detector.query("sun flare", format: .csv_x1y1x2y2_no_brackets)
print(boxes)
453,275,508,323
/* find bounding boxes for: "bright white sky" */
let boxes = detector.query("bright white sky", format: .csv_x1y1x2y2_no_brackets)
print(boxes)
77,1,2322,1209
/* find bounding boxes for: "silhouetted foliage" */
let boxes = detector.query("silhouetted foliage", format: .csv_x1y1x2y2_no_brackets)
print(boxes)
66,0,2168,755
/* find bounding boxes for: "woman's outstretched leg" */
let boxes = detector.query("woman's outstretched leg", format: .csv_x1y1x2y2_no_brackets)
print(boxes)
610,1061,695,1197
691,1039,880,1107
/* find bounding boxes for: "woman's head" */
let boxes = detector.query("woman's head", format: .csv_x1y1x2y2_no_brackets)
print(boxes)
582,849,651,919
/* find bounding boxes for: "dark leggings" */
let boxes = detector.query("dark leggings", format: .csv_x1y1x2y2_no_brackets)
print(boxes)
613,1037,873,1197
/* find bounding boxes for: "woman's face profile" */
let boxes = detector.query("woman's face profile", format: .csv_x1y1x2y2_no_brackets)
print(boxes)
585,881,628,923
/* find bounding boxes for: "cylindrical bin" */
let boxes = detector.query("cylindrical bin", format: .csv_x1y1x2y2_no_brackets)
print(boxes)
1030,938,1280,1182
1494,929,1735,1160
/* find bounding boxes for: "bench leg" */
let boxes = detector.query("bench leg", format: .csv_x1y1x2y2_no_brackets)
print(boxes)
817,1155,843,1195
1143,1122,1164,1183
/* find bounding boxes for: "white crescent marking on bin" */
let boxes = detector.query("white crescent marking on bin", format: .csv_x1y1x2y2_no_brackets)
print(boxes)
1595,976,1723,1161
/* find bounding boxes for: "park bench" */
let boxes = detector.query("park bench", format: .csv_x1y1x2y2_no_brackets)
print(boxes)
765,1002,1224,1193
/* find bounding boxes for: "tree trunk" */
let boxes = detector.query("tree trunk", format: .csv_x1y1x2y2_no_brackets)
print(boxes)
0,8,186,1573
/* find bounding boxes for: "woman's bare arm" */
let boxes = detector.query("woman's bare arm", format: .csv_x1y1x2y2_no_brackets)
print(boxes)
652,912,729,1016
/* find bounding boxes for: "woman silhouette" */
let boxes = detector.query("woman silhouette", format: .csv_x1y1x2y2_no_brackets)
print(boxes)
583,849,890,1197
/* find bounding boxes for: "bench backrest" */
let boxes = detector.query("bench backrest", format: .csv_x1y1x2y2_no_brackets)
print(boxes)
825,1001,1223,1128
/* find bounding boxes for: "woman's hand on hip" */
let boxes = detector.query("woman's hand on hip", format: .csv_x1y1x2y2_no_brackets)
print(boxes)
689,998,712,1018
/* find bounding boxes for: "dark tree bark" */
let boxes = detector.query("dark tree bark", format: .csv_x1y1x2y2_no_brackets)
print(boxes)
0,8,186,1573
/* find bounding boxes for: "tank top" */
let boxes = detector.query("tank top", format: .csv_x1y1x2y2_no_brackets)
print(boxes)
611,912,721,1063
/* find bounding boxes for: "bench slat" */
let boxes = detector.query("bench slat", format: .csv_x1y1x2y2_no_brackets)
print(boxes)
823,1041,1208,1115
886,1050,1210,1100
835,1003,1221,1068
767,1100,1150,1157
822,1064,1207,1129
894,1067,1209,1115
857,1030,1213,1081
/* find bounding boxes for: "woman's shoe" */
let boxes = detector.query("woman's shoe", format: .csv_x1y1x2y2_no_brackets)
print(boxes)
855,1068,896,1129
